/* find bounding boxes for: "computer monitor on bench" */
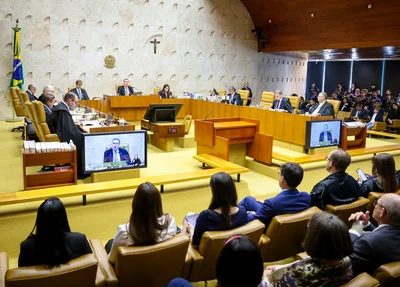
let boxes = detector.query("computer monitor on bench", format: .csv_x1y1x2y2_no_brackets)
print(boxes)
143,104,183,123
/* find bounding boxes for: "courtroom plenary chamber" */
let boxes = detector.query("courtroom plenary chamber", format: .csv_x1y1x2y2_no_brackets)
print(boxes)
1,0,400,286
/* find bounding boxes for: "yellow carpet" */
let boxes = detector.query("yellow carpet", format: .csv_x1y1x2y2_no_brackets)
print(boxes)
0,120,398,287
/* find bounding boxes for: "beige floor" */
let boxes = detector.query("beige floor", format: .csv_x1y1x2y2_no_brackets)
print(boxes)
0,120,399,287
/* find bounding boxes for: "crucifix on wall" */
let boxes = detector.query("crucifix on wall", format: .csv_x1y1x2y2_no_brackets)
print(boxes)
150,39,160,54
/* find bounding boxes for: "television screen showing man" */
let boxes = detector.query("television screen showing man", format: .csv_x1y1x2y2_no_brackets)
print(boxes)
319,124,336,144
103,138,132,165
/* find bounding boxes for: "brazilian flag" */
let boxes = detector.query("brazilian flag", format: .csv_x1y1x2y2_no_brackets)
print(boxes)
10,25,24,89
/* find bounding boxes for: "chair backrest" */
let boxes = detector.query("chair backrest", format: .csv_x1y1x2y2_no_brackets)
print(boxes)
183,115,192,134
115,234,189,287
260,91,274,109
5,254,98,287
115,84,123,94
340,272,380,287
383,112,388,122
154,87,161,95
263,207,321,262
32,101,59,142
285,95,300,109
216,90,226,96
197,220,265,280
10,87,25,117
238,90,250,106
337,111,352,120
324,197,370,228
25,101,45,142
374,261,400,287
327,99,341,116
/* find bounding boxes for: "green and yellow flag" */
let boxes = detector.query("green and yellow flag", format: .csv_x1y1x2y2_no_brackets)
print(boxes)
10,21,24,89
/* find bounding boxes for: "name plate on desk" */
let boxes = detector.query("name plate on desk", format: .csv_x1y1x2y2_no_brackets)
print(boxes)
168,128,178,134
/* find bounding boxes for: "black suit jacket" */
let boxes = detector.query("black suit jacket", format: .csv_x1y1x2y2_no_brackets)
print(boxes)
70,88,89,100
158,90,172,99
350,224,400,276
26,90,38,102
309,101,335,116
242,86,253,106
229,93,243,106
271,98,294,113
103,148,132,164
118,85,134,96
43,105,52,125
369,109,384,122
350,109,368,120
18,232,92,267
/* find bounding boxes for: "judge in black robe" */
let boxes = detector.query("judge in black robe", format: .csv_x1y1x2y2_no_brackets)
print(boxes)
49,92,84,176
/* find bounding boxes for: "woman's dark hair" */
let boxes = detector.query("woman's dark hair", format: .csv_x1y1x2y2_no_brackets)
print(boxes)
129,182,170,245
208,172,238,225
303,212,353,261
163,84,170,92
212,88,219,95
372,153,398,193
30,197,72,266
41,94,55,105
216,236,263,287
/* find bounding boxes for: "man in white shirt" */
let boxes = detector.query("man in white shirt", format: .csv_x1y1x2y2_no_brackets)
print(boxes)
366,107,382,130
348,193,400,276
306,92,334,117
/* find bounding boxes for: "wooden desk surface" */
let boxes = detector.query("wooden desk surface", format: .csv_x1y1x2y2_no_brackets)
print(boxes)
214,121,257,129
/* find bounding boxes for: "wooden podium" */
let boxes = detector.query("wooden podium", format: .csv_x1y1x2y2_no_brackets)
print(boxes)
141,119,185,152
340,125,367,150
195,118,273,166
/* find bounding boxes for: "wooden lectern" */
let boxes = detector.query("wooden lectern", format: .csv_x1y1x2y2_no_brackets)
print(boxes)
195,117,273,166
141,119,185,152
340,125,367,150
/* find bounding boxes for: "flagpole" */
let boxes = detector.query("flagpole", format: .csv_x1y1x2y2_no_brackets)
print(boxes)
6,19,24,123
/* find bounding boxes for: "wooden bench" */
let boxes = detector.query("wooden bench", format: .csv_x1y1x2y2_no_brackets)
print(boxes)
0,154,248,206
367,130,400,139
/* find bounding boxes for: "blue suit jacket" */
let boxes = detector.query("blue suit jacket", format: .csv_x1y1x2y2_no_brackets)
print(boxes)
103,148,131,164
248,189,311,227
229,93,243,106
350,224,400,276
117,86,134,96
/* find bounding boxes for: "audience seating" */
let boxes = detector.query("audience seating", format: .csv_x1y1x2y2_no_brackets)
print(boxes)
91,234,190,287
187,220,265,283
327,99,341,117
260,91,274,109
372,112,388,131
183,115,192,134
337,111,352,120
238,89,250,106
373,261,400,287
367,192,384,226
340,273,380,287
259,207,321,262
324,197,370,228
9,87,25,133
2,253,104,287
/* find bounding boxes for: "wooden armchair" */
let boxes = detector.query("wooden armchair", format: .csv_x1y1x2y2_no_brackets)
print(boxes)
324,197,370,228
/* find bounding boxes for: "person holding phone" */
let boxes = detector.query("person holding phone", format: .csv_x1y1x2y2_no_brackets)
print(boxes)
359,153,399,196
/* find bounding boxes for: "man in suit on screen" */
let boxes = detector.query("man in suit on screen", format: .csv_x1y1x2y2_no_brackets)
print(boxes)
103,138,132,165
319,124,333,143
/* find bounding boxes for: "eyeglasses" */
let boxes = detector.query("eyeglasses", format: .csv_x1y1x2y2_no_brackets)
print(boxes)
373,199,385,209
325,156,332,162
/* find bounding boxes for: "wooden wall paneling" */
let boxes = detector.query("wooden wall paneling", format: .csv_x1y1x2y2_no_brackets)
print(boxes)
282,113,295,143
264,110,275,136
293,115,308,146
258,109,268,134
273,112,285,141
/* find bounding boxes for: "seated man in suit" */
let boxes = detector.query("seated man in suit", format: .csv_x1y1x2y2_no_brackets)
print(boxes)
310,148,361,209
270,89,293,113
40,94,56,124
228,86,242,106
37,85,54,102
242,81,253,106
70,80,89,100
26,84,37,102
238,162,311,227
348,193,400,276
103,138,132,165
350,103,368,121
306,92,334,116
117,78,134,96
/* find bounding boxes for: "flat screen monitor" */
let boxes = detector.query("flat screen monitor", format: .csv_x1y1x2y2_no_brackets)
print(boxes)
143,104,183,123
82,130,147,174
305,120,342,149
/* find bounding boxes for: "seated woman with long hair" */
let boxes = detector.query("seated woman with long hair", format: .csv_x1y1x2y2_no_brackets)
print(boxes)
18,197,92,267
359,153,399,196
167,235,265,287
264,212,353,287
185,172,248,248
107,182,177,263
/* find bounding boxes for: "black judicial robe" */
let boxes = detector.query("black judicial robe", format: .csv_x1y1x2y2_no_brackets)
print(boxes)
49,102,84,174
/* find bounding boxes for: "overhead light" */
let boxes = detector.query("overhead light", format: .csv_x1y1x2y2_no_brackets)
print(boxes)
351,48,357,53
269,20,272,23
311,13,315,17
368,4,372,9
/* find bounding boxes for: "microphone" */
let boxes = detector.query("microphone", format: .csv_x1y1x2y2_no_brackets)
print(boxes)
132,86,143,96
204,104,222,120
54,87,68,97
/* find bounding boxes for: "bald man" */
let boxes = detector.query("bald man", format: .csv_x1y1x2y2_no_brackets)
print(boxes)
348,193,400,276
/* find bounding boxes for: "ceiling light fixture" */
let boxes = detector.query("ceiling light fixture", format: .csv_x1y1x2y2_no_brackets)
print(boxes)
368,4,372,9
311,13,315,17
